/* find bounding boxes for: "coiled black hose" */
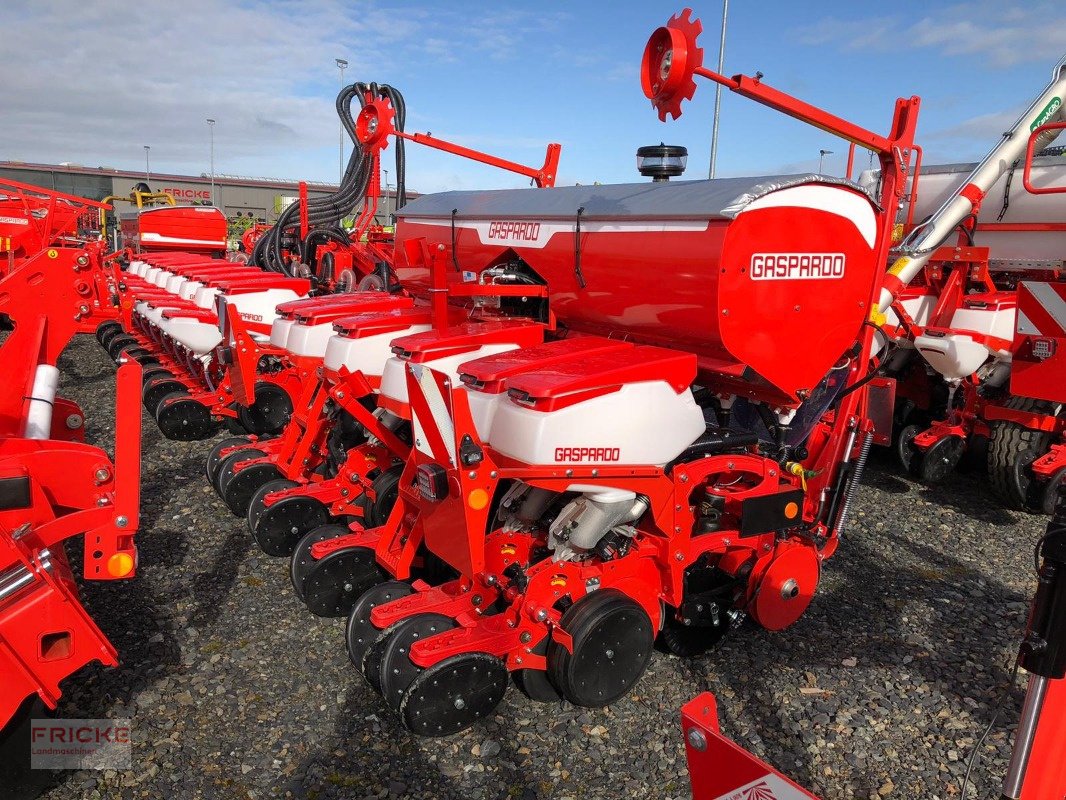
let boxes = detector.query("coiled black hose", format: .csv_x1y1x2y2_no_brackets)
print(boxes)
252,82,408,281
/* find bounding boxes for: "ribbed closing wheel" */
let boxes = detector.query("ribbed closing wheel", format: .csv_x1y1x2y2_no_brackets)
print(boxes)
547,589,654,707
989,397,1060,511
96,322,122,345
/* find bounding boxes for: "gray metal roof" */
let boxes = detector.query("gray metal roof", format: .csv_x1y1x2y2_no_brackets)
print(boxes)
396,174,875,222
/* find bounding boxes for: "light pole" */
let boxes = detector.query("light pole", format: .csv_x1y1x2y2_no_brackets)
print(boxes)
383,167,389,224
206,118,216,205
336,58,348,184
818,149,834,175
143,145,151,183
708,0,729,178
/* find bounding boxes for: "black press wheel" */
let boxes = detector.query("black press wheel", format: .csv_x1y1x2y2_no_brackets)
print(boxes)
895,423,921,474
290,524,349,600
547,589,654,708
989,397,1060,511
366,465,404,527
246,477,297,534
222,459,281,518
251,493,329,556
141,366,174,384
913,434,966,483
214,447,267,496
155,391,218,441
143,376,187,412
380,613,459,712
236,382,294,436
346,580,414,669
205,436,253,486
399,653,508,737
301,545,386,617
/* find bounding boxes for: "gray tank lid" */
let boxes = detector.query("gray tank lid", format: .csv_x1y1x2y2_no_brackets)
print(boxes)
396,174,876,222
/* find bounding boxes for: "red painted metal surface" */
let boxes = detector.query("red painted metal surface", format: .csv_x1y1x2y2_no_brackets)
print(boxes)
683,693,820,800
120,205,227,256
0,238,141,728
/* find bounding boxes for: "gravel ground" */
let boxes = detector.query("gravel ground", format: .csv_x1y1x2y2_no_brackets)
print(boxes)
11,335,1049,800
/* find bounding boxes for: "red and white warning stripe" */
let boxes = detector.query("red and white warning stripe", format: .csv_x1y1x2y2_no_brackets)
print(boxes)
407,363,457,466
1017,281,1066,337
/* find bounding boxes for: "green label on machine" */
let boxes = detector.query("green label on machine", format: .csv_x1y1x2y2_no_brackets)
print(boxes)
1031,97,1062,132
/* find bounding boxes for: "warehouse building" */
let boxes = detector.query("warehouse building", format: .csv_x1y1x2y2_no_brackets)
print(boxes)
0,161,401,226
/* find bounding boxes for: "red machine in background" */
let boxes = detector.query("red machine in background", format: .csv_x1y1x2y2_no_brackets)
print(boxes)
0,178,108,269
119,204,228,259
863,65,1066,511
0,189,142,731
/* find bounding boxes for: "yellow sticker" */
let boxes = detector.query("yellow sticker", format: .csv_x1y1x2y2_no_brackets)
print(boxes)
47,248,58,259
887,256,909,277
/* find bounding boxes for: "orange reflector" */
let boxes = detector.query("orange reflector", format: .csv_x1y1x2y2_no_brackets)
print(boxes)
468,488,489,510
500,544,517,556
550,575,567,588
107,552,135,578
784,501,799,519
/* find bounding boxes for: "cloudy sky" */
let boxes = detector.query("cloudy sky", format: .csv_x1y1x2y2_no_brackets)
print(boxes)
4,1,1066,193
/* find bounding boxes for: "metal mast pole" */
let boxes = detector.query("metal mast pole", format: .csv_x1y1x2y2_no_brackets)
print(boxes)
707,0,729,178
336,58,348,184
206,118,216,205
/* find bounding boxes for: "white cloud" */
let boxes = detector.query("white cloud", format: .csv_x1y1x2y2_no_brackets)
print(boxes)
0,1,571,186
796,3,1066,67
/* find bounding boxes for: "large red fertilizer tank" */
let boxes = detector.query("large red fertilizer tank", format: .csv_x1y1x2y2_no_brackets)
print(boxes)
395,176,879,406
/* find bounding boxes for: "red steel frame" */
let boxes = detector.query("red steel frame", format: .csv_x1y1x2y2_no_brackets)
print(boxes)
0,239,142,728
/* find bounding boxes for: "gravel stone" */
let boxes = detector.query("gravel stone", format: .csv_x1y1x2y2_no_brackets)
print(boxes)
9,337,1046,799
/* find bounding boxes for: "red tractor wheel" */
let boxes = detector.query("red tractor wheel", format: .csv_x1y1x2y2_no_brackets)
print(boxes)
547,589,654,707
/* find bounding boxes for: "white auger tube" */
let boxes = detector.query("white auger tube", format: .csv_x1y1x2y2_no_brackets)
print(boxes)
878,57,1066,313
23,364,59,440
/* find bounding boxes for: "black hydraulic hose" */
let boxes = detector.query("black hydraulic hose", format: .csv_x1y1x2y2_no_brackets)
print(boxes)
252,81,406,277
